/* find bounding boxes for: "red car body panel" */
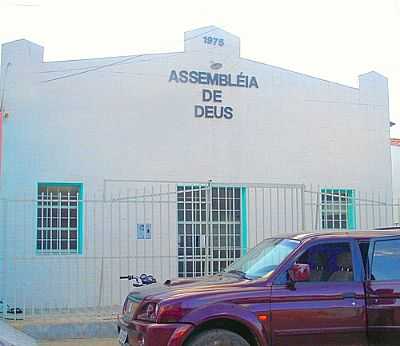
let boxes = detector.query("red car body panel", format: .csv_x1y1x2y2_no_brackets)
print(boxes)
118,231,400,346
366,280,400,344
270,281,367,346
118,316,193,346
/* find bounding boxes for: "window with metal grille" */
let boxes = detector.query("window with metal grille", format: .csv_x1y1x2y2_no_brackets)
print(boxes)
37,183,83,254
321,189,356,230
177,185,244,277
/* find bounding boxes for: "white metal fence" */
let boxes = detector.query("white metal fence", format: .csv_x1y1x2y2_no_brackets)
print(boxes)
0,181,398,320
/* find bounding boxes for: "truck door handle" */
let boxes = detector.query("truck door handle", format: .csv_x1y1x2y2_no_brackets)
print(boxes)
342,292,356,299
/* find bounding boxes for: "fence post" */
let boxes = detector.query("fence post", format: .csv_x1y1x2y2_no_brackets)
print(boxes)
315,185,321,231
205,180,212,276
300,185,306,232
1,199,8,319
98,194,105,308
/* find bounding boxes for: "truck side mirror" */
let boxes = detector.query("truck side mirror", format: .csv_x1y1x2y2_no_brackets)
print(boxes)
287,263,311,288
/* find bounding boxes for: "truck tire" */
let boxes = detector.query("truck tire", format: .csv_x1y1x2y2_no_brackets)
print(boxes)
185,329,250,346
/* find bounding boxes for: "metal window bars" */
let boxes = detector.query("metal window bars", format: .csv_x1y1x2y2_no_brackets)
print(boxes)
37,189,80,254
320,189,354,230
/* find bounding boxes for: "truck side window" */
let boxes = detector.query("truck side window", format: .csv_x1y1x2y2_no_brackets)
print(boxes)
297,242,353,282
371,239,400,281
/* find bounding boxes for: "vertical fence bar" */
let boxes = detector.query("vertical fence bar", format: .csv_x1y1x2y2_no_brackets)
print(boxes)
276,187,280,233
262,187,266,240
76,192,80,313
377,192,382,228
295,188,299,232
126,190,131,289
225,186,228,266
182,186,187,278
283,187,287,233
22,196,27,320
198,186,202,277
372,192,376,229
390,192,394,226
254,188,258,243
290,188,294,233
93,194,98,310
134,189,139,280
118,191,122,306
151,185,155,277
167,184,172,279
192,185,195,276
316,185,321,231
159,185,163,280
57,192,62,313
72,192,77,313
363,191,368,229
300,185,305,232
398,197,400,226
109,193,113,308
310,185,314,231
1,199,7,319
143,187,147,279
384,190,393,226
11,200,16,320
205,180,212,276
339,189,343,230
46,191,51,316
98,193,105,308
357,189,361,230
269,187,273,236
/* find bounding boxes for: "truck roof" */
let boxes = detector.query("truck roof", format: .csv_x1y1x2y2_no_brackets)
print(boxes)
284,230,400,241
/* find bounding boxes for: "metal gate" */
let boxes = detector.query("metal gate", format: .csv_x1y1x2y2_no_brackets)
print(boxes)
176,184,244,277
103,179,306,279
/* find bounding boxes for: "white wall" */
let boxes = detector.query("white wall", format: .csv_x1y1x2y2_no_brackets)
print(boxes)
0,26,392,199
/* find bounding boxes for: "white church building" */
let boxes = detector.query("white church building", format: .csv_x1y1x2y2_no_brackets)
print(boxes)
0,26,394,311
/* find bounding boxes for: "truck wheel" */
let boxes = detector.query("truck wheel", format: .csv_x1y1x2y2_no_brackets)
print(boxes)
186,329,250,346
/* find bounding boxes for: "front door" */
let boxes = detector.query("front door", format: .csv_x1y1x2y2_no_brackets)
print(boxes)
271,240,367,346
177,185,244,277
367,238,400,345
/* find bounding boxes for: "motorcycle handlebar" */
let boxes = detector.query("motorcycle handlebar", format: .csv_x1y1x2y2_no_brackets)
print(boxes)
120,274,157,284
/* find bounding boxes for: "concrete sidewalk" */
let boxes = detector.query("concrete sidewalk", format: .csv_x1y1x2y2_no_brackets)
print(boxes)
0,320,37,346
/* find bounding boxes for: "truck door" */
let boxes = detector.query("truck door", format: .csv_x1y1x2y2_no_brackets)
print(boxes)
367,238,400,345
270,239,367,346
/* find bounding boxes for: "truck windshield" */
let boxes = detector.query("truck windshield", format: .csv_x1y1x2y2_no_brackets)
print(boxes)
225,238,300,279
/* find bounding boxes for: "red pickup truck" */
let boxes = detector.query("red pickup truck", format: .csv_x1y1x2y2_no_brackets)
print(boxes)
118,231,400,346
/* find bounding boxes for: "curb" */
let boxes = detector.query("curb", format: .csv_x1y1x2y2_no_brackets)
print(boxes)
21,321,118,341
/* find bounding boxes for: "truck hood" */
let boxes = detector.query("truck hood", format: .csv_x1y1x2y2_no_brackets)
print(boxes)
126,274,249,302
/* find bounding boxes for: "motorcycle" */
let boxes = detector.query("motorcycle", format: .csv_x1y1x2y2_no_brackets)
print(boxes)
120,273,157,287
0,300,23,320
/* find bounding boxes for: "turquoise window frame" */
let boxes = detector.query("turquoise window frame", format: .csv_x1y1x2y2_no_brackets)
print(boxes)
36,182,84,255
321,188,356,230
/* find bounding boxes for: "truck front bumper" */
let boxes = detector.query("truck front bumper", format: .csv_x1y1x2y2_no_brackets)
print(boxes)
117,315,194,346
